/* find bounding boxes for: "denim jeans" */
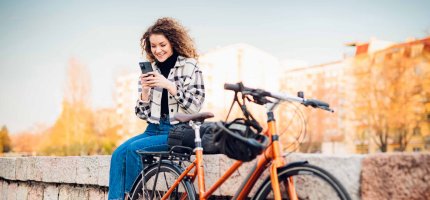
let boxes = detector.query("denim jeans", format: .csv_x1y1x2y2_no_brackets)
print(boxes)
108,117,172,200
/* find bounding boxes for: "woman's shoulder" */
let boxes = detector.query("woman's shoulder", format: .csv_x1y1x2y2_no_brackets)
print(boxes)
177,56,200,75
178,56,198,67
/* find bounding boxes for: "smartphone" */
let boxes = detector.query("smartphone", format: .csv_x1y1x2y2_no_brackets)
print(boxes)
139,62,153,75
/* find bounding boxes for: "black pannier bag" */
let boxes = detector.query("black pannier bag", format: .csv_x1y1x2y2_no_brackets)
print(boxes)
167,122,220,154
167,119,268,161
212,118,268,162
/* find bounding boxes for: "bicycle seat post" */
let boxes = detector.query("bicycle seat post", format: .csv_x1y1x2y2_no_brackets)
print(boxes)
188,120,206,197
189,120,203,151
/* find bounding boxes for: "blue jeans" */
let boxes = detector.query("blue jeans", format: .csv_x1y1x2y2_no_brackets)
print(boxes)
108,117,172,200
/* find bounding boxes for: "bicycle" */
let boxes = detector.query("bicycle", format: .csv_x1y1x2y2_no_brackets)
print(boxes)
128,82,351,200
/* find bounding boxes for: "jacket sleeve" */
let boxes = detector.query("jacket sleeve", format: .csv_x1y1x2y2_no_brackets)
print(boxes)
173,65,205,114
135,79,152,120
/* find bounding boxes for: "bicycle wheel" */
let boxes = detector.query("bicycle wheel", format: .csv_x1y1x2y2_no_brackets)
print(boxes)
129,161,196,200
253,163,351,200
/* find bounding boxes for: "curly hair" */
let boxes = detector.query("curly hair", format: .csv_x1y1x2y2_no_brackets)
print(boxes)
140,17,198,62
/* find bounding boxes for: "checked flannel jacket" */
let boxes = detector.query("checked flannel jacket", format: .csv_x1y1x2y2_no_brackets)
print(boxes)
135,55,205,124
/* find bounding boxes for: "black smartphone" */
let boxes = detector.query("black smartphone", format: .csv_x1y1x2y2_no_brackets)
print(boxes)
139,62,153,74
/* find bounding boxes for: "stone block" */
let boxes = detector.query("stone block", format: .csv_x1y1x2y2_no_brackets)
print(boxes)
218,155,256,197
0,158,16,180
1,181,7,200
0,181,3,199
104,190,108,200
76,156,99,185
89,188,105,200
15,157,27,181
361,153,430,200
97,156,111,187
25,157,43,181
41,156,77,184
15,157,42,181
28,184,44,200
43,185,59,200
58,185,71,200
58,185,89,200
7,182,17,200
16,183,30,200
286,153,364,200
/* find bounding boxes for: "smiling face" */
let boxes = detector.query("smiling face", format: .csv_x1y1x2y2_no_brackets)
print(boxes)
149,34,174,62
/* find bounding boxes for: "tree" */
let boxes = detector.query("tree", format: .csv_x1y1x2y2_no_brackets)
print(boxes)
39,58,96,155
38,58,123,155
352,42,430,152
0,125,12,153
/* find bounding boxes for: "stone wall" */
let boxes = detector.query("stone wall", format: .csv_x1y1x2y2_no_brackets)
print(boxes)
0,153,429,200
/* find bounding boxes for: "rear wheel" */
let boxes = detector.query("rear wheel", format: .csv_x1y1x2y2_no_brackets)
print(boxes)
129,162,196,200
253,163,351,200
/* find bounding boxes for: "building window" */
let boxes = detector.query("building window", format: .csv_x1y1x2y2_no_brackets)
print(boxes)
393,147,402,152
412,147,421,152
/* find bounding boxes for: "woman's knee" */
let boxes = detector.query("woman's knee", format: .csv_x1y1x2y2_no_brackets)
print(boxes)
111,145,127,162
126,143,140,158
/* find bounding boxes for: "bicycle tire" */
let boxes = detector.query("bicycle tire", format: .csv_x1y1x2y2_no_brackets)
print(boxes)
129,161,196,200
253,163,351,200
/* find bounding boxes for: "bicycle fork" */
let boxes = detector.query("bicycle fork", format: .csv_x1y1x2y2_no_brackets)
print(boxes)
267,108,298,200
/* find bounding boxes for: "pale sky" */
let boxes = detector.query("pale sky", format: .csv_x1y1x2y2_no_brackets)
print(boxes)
1,0,430,133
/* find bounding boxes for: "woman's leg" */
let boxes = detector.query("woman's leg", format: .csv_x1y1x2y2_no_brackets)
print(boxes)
124,118,173,193
107,124,157,200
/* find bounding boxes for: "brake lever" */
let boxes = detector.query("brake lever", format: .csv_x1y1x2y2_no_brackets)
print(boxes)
253,96,272,105
319,106,334,113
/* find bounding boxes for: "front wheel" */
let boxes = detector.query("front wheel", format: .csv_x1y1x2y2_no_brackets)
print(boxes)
253,163,351,200
128,161,196,200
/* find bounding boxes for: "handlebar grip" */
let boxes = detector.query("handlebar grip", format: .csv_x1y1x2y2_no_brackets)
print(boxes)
224,83,241,91
304,99,329,108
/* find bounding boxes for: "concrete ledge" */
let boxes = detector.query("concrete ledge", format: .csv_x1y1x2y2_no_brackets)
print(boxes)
1,153,429,200
286,153,364,200
0,156,110,187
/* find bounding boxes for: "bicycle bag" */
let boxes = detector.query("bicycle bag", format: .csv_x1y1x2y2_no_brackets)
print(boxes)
167,122,220,154
213,118,268,162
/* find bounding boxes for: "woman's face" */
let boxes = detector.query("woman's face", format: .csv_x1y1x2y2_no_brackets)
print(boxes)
149,34,173,62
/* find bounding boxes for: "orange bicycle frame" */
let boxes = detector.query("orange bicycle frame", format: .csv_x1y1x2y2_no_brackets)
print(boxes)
162,113,298,200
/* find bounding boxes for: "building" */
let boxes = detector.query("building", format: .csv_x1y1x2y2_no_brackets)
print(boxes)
280,59,355,154
113,72,147,139
279,37,430,154
199,43,281,123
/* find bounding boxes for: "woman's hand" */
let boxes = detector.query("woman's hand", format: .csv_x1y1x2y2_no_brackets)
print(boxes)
141,72,177,95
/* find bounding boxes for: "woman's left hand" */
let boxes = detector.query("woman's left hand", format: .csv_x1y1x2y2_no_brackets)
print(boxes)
142,72,177,95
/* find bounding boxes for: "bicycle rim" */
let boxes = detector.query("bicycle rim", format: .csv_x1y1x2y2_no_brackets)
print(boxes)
253,164,351,200
129,163,196,200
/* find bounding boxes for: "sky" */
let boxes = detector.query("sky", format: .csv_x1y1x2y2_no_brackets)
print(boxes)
1,0,430,133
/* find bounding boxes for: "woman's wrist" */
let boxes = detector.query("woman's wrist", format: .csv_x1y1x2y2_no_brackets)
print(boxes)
140,87,150,101
167,82,177,96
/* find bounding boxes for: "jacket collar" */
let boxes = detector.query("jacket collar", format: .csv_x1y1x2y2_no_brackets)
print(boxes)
174,55,186,68
153,55,186,70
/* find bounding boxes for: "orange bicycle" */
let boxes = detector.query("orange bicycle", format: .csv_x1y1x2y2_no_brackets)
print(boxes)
128,82,351,200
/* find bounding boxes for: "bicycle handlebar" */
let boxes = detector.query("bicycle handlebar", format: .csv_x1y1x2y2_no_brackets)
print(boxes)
224,82,334,112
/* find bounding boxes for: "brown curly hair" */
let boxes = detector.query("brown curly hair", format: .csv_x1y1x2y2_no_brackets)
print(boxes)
140,17,198,62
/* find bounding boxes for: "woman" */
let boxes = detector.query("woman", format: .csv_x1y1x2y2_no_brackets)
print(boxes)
108,17,205,200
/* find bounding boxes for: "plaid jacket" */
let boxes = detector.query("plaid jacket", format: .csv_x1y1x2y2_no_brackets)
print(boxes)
135,55,205,124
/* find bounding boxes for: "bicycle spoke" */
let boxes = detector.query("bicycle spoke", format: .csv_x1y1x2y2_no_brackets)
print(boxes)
129,163,195,200
254,164,350,200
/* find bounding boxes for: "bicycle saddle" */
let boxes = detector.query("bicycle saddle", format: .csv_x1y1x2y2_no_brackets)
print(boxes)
174,112,214,122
